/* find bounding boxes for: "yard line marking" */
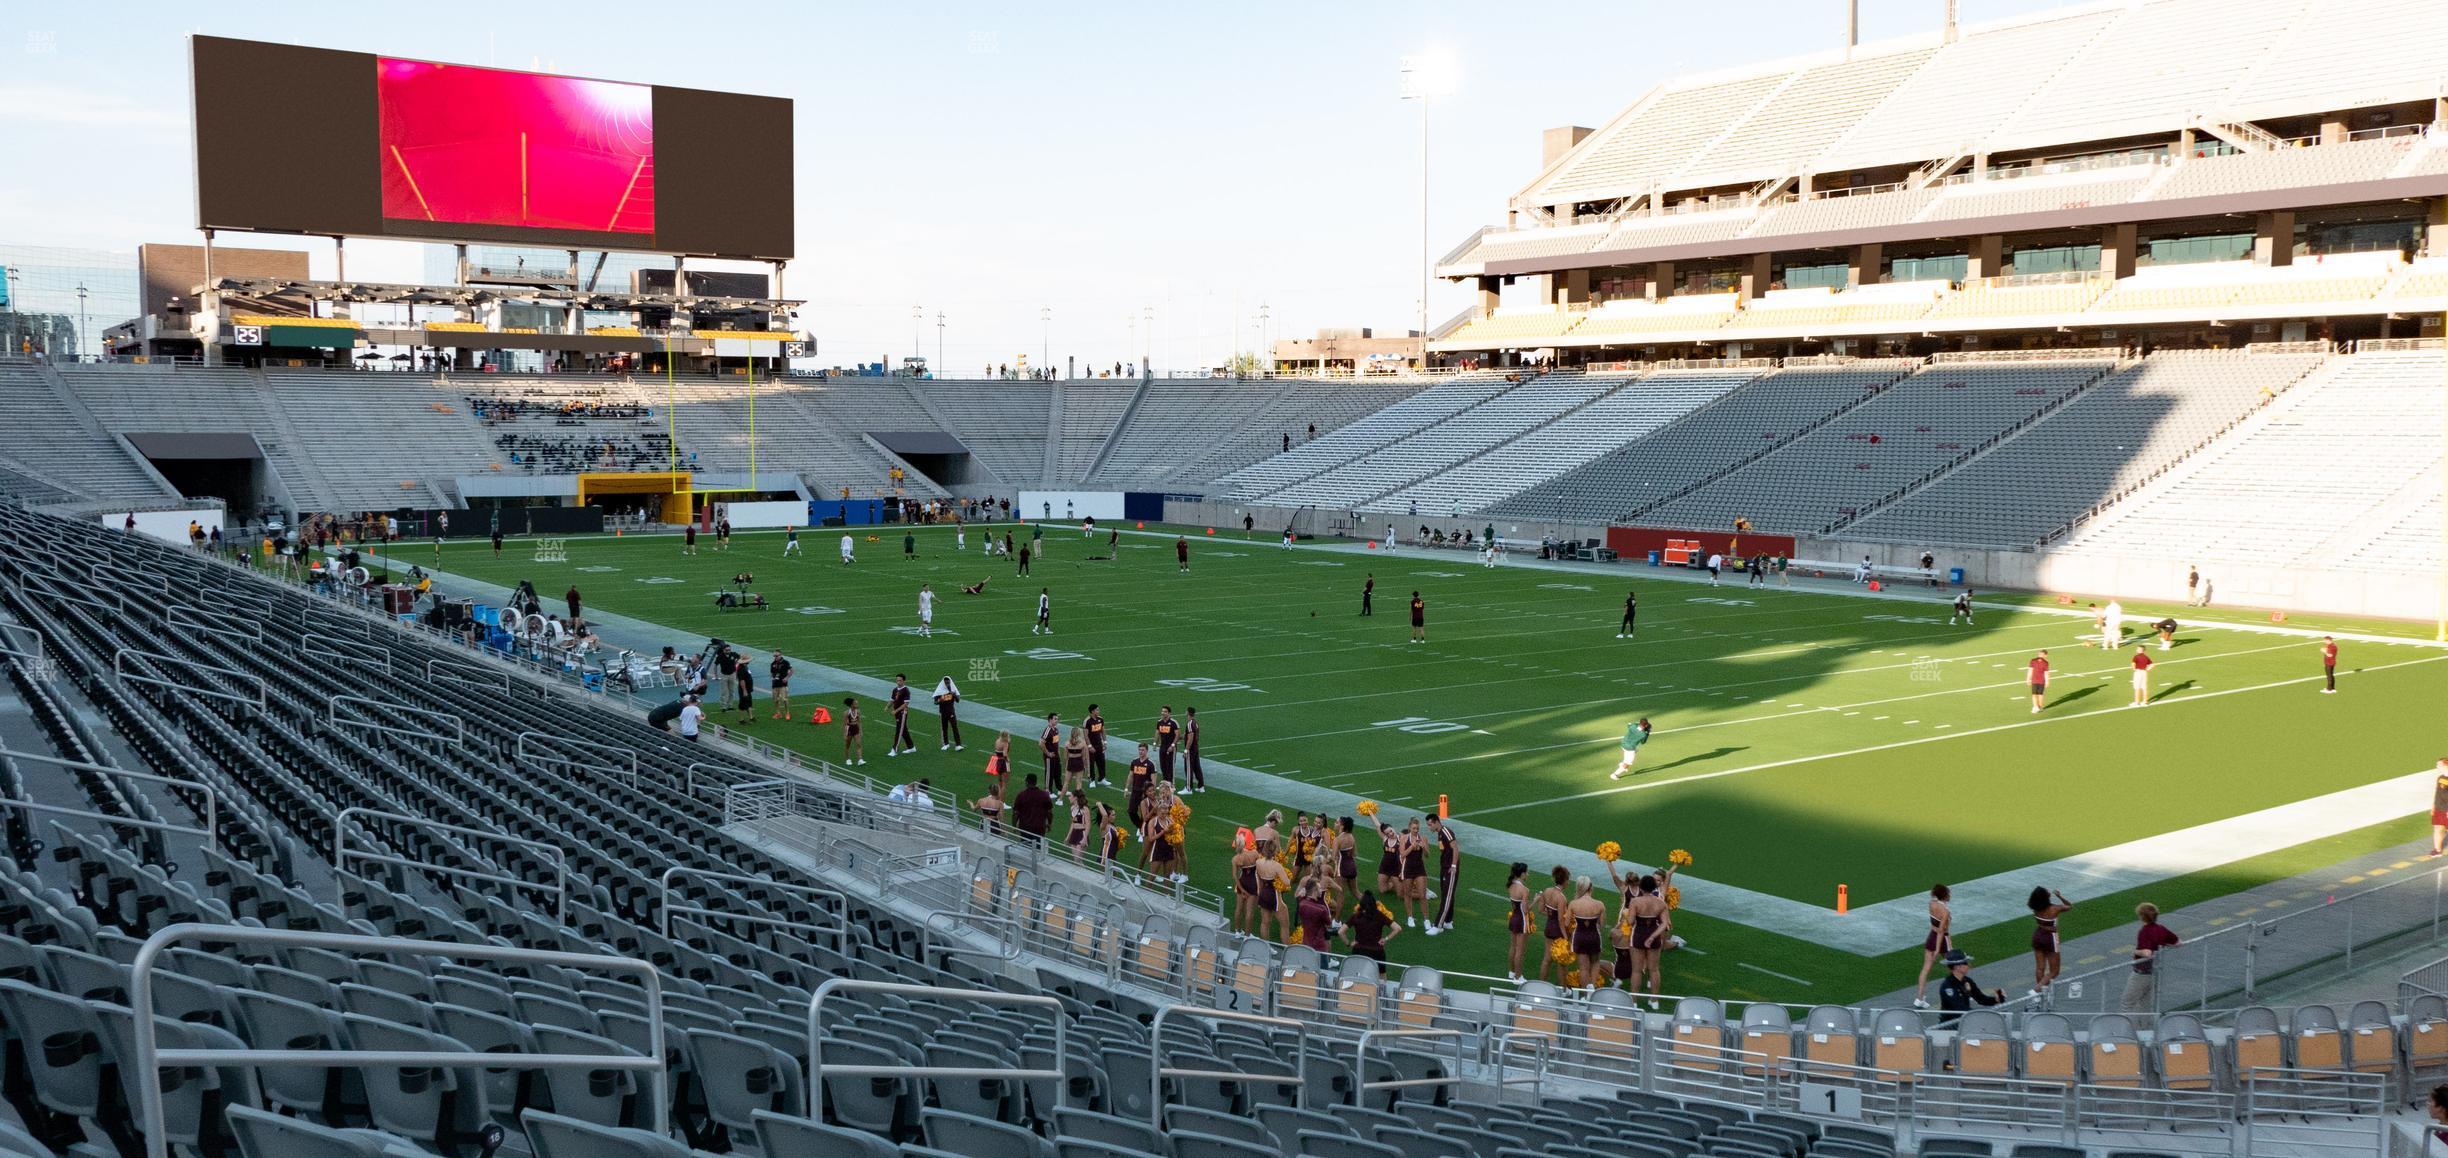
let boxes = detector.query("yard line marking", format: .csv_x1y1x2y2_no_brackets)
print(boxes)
1465,652,2448,820
1739,962,1813,987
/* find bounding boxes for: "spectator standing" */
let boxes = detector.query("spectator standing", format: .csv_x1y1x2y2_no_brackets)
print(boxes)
2429,759,2448,858
564,585,582,623
676,695,704,741
1012,773,1055,842
2320,635,2338,694
2129,645,2154,707
2123,902,2179,1016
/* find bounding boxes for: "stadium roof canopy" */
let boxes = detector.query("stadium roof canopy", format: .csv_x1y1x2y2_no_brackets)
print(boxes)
1519,0,2448,213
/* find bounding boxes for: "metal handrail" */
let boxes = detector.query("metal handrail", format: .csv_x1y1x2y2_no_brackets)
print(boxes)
1146,1004,1309,1126
1355,1026,1467,1098
515,730,641,783
656,865,846,946
302,643,391,674
113,648,266,709
333,806,567,920
921,909,1028,962
130,923,668,1158
807,978,1067,1118
164,606,260,644
426,656,513,691
0,747,218,844
328,693,464,746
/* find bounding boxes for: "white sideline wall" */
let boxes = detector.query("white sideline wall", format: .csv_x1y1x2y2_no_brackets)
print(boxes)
1159,499,2444,622
1808,537,2445,622
1018,491,1124,521
100,509,224,546
712,500,809,529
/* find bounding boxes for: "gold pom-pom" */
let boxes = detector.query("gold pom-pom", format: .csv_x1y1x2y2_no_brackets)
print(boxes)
1664,885,1682,910
1667,848,1693,867
1355,800,1379,818
1548,938,1574,965
1595,841,1621,863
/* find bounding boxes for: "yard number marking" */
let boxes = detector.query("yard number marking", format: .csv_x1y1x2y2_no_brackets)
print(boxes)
1156,676,1262,694
1372,715,1493,736
1005,646,1089,661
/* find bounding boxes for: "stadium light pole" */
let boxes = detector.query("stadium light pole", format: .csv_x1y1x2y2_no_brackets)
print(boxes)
935,311,945,378
1142,306,1154,377
1401,52,1457,371
75,283,89,363
910,305,922,367
1040,306,1051,377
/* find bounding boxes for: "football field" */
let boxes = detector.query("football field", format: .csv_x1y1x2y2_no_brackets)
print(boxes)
420,523,2448,1003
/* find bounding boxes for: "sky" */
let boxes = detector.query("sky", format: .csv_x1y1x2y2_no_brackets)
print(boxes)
0,0,2071,373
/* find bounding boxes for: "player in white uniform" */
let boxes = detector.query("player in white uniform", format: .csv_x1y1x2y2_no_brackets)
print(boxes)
840,534,856,564
956,524,966,551
1033,588,1053,635
2102,600,2124,650
783,527,802,557
917,584,935,638
1385,524,1398,553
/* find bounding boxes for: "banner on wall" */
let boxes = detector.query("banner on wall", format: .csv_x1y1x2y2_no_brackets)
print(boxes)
712,499,810,529
1016,491,1125,521
101,508,225,546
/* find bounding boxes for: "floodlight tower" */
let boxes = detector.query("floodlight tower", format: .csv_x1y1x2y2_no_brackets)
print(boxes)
1400,52,1457,369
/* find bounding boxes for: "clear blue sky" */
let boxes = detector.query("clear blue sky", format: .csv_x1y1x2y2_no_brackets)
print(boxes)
1,1,2067,372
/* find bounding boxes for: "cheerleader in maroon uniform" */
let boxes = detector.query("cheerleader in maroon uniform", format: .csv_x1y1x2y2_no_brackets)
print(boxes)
1095,801,1125,864
1397,819,1429,928
2027,886,2074,996
1565,877,1607,992
1064,791,1090,857
1375,820,1402,896
1912,883,1954,1010
1230,836,1261,935
1336,817,1360,901
1536,866,1570,984
1504,862,1532,983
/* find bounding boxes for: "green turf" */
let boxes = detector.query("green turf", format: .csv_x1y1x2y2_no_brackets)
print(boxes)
409,523,2448,1002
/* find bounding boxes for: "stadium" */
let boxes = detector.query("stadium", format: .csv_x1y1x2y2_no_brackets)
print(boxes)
0,1,2445,1155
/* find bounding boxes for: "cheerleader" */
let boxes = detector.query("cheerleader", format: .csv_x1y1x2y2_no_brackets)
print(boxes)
2027,887,2074,996
1166,792,1192,884
1912,883,1954,1010
970,782,1005,836
1230,834,1261,935
1094,801,1125,864
1063,725,1090,795
1375,820,1403,898
1293,880,1333,952
1141,795,1176,878
1253,809,1283,852
1341,812,1361,900
1254,839,1292,943
983,732,1012,795
1290,814,1319,878
1610,895,1635,994
1565,877,1607,992
1338,890,1399,962
1535,866,1570,985
1398,818,1429,928
1504,862,1532,983
1064,790,1091,859
1625,875,1671,1007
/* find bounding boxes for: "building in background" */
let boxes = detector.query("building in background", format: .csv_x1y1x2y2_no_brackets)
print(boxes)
0,245,138,361
1271,327,1424,375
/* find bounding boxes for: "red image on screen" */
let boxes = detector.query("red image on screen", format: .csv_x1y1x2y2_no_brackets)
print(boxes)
377,58,654,236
